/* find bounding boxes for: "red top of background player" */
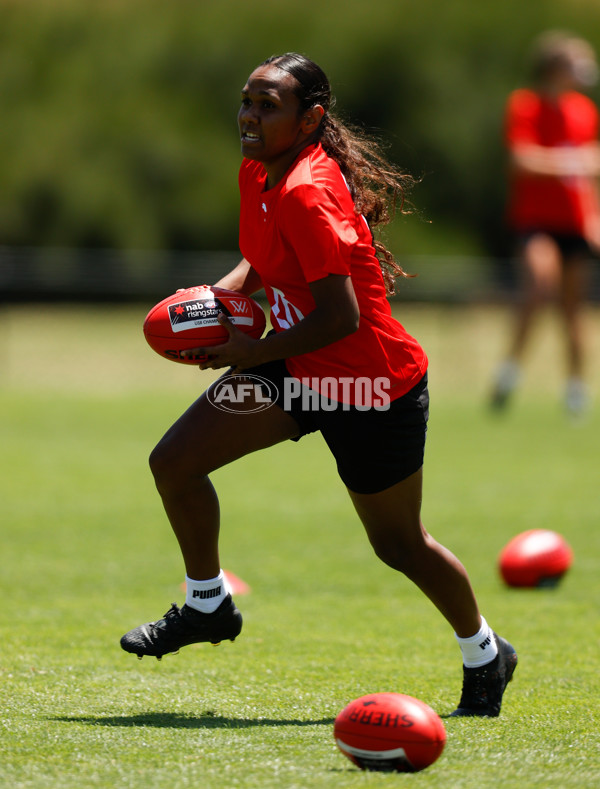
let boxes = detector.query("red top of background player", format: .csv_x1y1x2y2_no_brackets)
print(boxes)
505,33,600,239
120,53,517,719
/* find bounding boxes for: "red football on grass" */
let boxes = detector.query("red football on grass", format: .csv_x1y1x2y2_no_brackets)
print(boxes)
499,529,573,588
333,693,446,773
143,285,266,365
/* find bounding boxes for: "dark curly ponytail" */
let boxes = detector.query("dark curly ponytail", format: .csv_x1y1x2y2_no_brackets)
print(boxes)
260,53,415,294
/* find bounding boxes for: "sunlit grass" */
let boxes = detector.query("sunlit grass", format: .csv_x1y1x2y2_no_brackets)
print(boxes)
1,304,598,788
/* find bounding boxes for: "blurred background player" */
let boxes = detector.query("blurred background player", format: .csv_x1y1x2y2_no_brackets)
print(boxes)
491,31,600,416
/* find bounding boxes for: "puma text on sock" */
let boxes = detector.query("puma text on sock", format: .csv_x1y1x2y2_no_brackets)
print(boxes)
455,616,499,668
185,571,228,613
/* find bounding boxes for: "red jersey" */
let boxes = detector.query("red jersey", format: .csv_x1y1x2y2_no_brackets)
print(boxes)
505,88,600,234
238,143,427,404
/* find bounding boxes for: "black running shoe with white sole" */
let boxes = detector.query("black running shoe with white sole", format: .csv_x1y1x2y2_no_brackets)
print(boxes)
450,633,518,717
120,595,242,660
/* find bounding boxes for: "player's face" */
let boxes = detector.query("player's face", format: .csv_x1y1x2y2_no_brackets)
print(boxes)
238,65,310,185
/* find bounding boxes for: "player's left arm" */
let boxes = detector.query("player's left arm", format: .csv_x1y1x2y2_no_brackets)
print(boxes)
190,273,360,372
213,258,263,295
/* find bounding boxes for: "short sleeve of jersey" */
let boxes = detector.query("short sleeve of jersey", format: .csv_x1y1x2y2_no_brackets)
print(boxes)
505,89,539,147
278,183,359,283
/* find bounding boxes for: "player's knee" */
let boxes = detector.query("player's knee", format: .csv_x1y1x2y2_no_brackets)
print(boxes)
149,437,199,493
370,529,429,575
148,440,173,489
371,539,415,575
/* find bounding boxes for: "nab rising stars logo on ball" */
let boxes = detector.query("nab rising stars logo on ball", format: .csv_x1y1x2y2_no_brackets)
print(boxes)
168,295,229,333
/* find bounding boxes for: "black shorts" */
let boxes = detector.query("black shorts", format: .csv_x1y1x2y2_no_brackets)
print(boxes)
516,231,592,261
242,358,429,495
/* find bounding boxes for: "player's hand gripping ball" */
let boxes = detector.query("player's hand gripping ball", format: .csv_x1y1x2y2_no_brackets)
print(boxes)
143,285,266,364
498,529,573,588
334,693,446,773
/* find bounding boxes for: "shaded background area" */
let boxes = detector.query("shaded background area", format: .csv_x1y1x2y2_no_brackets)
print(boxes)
0,0,599,302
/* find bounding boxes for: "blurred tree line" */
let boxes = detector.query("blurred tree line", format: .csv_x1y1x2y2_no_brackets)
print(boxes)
1,0,599,259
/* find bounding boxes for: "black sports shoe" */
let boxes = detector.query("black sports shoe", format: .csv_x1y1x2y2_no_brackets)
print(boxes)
120,595,242,660
450,633,518,717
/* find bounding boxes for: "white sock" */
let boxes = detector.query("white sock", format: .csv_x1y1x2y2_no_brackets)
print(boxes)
565,378,589,416
185,571,229,613
455,616,498,668
495,360,520,394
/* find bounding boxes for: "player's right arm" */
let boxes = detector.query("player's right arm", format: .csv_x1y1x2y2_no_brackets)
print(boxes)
214,258,263,296
189,272,360,373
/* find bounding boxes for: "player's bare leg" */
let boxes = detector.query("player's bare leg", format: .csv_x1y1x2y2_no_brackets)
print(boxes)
149,377,299,579
120,376,299,659
348,468,517,716
560,255,590,414
491,233,561,408
511,233,561,356
347,468,480,637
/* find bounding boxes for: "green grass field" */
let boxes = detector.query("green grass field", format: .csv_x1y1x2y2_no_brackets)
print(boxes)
1,303,599,788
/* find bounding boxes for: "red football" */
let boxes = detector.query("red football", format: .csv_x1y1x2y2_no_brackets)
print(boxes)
333,693,446,773
499,529,573,588
143,285,266,365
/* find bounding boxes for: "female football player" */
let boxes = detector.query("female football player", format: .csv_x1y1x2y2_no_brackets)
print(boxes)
491,31,600,416
121,53,517,717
